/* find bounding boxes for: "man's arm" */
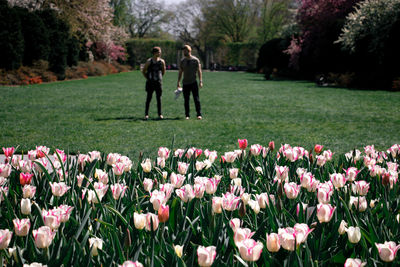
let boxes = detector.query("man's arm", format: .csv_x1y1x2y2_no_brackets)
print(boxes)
198,63,203,88
177,68,183,88
142,60,150,79
161,59,166,75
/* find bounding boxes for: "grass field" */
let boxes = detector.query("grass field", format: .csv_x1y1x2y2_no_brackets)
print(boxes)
1,71,399,159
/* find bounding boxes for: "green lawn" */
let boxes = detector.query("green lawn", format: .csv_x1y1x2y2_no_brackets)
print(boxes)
1,71,399,159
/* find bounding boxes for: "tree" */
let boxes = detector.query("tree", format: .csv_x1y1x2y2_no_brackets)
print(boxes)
126,0,172,38
336,0,400,88
204,0,256,43
287,0,361,77
256,0,294,43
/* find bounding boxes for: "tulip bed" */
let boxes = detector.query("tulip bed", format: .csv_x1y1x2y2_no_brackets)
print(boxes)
0,142,399,267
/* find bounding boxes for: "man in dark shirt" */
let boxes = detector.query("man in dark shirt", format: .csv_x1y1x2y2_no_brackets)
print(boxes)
177,45,203,120
142,46,166,120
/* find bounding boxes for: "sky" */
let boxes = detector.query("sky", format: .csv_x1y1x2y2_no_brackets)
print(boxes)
164,0,185,6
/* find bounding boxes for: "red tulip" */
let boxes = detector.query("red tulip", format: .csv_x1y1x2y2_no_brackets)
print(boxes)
238,139,248,150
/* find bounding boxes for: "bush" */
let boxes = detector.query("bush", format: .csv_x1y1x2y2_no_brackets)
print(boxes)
257,38,291,79
17,7,50,66
125,39,182,68
0,1,24,70
336,0,400,89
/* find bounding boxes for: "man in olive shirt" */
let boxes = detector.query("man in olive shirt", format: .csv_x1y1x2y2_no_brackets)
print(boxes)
177,45,203,120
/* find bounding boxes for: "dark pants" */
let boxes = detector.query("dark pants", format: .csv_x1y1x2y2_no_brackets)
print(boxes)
145,81,162,116
183,82,201,117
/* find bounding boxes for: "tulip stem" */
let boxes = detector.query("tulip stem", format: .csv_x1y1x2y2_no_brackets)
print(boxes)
0,250,4,267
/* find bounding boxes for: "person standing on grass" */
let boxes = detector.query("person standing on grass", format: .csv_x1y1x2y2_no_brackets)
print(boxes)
177,45,203,120
142,46,166,120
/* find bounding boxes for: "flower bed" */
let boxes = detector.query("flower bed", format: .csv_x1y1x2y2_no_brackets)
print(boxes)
0,142,399,266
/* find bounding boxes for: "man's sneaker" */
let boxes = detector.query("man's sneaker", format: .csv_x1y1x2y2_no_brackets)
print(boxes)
186,117,190,120
159,115,164,119
197,116,202,120
144,115,149,120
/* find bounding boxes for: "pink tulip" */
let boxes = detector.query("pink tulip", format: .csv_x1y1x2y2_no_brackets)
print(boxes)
229,218,242,232
317,203,336,223
157,204,169,223
56,205,74,223
36,146,50,158
42,210,61,230
197,246,216,267
157,157,166,168
293,223,314,244
316,155,326,167
95,169,109,184
0,229,12,249
13,218,31,236
266,233,280,252
224,152,237,163
212,197,223,214
278,228,296,251
234,228,255,246
284,182,300,199
205,178,219,194
159,183,174,201
375,241,400,262
76,174,85,188
330,173,346,188
314,144,323,154
317,187,333,204
349,196,367,212
20,173,33,186
250,144,262,156
194,183,205,198
22,184,36,199
222,192,240,211
175,184,195,203
143,178,154,192
344,258,367,267
238,139,248,150
177,162,189,175
0,163,12,178
300,172,318,192
145,213,159,231
237,239,263,262
119,261,144,267
354,181,370,196
150,190,166,211
112,162,125,176
33,226,55,248
275,165,289,182
111,183,128,200
169,173,184,188
158,147,170,159
49,182,70,197
106,153,119,165
256,193,274,209
229,168,239,179
2,147,15,158
0,186,9,203
268,141,275,151
344,167,360,182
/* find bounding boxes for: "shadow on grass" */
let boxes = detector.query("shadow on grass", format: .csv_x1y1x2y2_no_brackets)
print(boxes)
94,116,182,122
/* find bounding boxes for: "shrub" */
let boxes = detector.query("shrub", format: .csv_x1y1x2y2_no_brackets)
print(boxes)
257,38,291,79
336,0,400,88
287,0,360,78
0,2,24,70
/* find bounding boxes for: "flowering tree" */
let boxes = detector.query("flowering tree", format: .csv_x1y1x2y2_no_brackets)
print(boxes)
335,0,400,87
286,0,360,75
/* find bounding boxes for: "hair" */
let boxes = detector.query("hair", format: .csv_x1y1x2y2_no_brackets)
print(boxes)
152,47,161,54
183,45,192,52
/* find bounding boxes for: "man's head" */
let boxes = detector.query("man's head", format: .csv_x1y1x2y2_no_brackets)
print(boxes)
152,46,161,56
182,45,191,57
